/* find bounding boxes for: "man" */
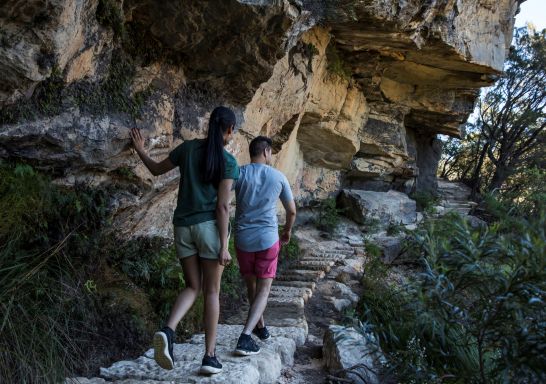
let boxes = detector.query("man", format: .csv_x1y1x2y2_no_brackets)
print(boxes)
233,136,297,356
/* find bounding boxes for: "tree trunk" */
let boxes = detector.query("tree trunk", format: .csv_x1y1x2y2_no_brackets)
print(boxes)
488,165,510,192
469,142,489,199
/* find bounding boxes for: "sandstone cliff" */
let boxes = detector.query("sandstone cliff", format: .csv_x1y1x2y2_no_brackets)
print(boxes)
0,0,521,238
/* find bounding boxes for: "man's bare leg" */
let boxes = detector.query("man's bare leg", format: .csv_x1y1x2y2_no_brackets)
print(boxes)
242,278,273,335
244,276,265,328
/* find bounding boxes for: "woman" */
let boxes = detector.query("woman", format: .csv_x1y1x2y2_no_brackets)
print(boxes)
130,106,239,374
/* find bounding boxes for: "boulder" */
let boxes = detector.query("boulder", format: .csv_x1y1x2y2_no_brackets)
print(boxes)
372,234,405,264
323,325,385,384
339,189,417,226
318,281,359,312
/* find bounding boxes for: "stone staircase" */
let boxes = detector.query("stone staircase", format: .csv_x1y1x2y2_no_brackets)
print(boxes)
68,230,366,384
437,179,476,216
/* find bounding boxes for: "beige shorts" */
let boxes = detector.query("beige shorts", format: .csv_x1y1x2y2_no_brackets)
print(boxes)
174,220,228,260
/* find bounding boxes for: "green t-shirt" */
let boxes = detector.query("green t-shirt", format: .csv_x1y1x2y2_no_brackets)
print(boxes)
168,139,239,227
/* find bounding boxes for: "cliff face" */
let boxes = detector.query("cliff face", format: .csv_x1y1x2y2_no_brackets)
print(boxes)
0,0,520,238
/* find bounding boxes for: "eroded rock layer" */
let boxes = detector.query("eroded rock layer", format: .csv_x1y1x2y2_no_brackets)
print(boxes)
0,0,521,238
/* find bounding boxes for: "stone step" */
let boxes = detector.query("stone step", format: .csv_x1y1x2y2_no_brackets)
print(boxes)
224,308,308,335
268,296,305,309
305,253,347,261
93,324,302,384
300,258,342,267
275,269,325,282
444,202,473,208
270,286,313,302
444,200,473,205
347,242,365,248
443,207,471,215
328,249,355,256
292,262,331,272
273,280,316,290
334,245,355,252
296,259,335,268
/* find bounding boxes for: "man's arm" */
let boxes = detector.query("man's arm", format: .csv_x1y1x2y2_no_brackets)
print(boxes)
130,128,176,176
216,178,234,265
280,199,296,245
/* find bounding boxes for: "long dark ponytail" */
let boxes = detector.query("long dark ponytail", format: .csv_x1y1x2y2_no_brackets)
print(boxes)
203,106,236,187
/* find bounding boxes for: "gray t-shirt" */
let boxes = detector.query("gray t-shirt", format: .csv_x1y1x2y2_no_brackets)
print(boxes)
234,163,294,252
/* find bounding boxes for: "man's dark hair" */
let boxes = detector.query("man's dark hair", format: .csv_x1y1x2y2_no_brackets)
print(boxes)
249,136,272,158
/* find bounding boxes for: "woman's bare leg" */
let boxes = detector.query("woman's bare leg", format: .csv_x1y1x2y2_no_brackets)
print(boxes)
201,258,224,356
166,255,201,330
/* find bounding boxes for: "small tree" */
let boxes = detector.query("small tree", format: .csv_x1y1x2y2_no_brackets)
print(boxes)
478,28,546,193
440,27,546,199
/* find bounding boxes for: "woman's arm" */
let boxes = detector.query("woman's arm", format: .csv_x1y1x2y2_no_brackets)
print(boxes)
130,128,176,176
216,178,234,266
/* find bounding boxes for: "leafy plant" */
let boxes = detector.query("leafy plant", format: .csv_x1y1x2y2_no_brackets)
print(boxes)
0,50,151,125
410,190,440,213
359,210,546,383
361,216,381,234
386,222,404,236
364,240,382,259
326,42,351,80
439,27,545,198
277,227,300,272
96,0,125,39
316,197,344,233
0,162,109,381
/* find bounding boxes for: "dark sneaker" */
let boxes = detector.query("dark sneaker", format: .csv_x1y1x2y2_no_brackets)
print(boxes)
234,333,261,356
200,354,223,374
253,326,271,341
153,326,175,370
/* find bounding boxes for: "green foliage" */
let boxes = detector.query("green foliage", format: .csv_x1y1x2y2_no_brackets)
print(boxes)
326,42,352,80
386,222,404,236
112,166,138,180
0,162,109,381
495,166,546,218
0,68,65,124
359,210,546,383
96,0,125,39
221,236,244,299
316,197,343,233
0,51,151,125
364,240,382,259
410,191,440,213
72,50,152,118
278,227,300,272
439,27,545,197
361,216,381,234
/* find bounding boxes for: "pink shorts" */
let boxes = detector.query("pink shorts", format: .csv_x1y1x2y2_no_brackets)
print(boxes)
236,240,280,279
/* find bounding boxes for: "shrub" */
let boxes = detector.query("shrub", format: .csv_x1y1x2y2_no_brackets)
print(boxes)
364,241,382,259
410,191,440,213
326,42,351,80
96,0,125,39
386,222,404,236
362,216,381,234
278,227,300,272
221,236,244,299
316,197,343,233
0,162,108,381
359,210,546,383
0,50,151,125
